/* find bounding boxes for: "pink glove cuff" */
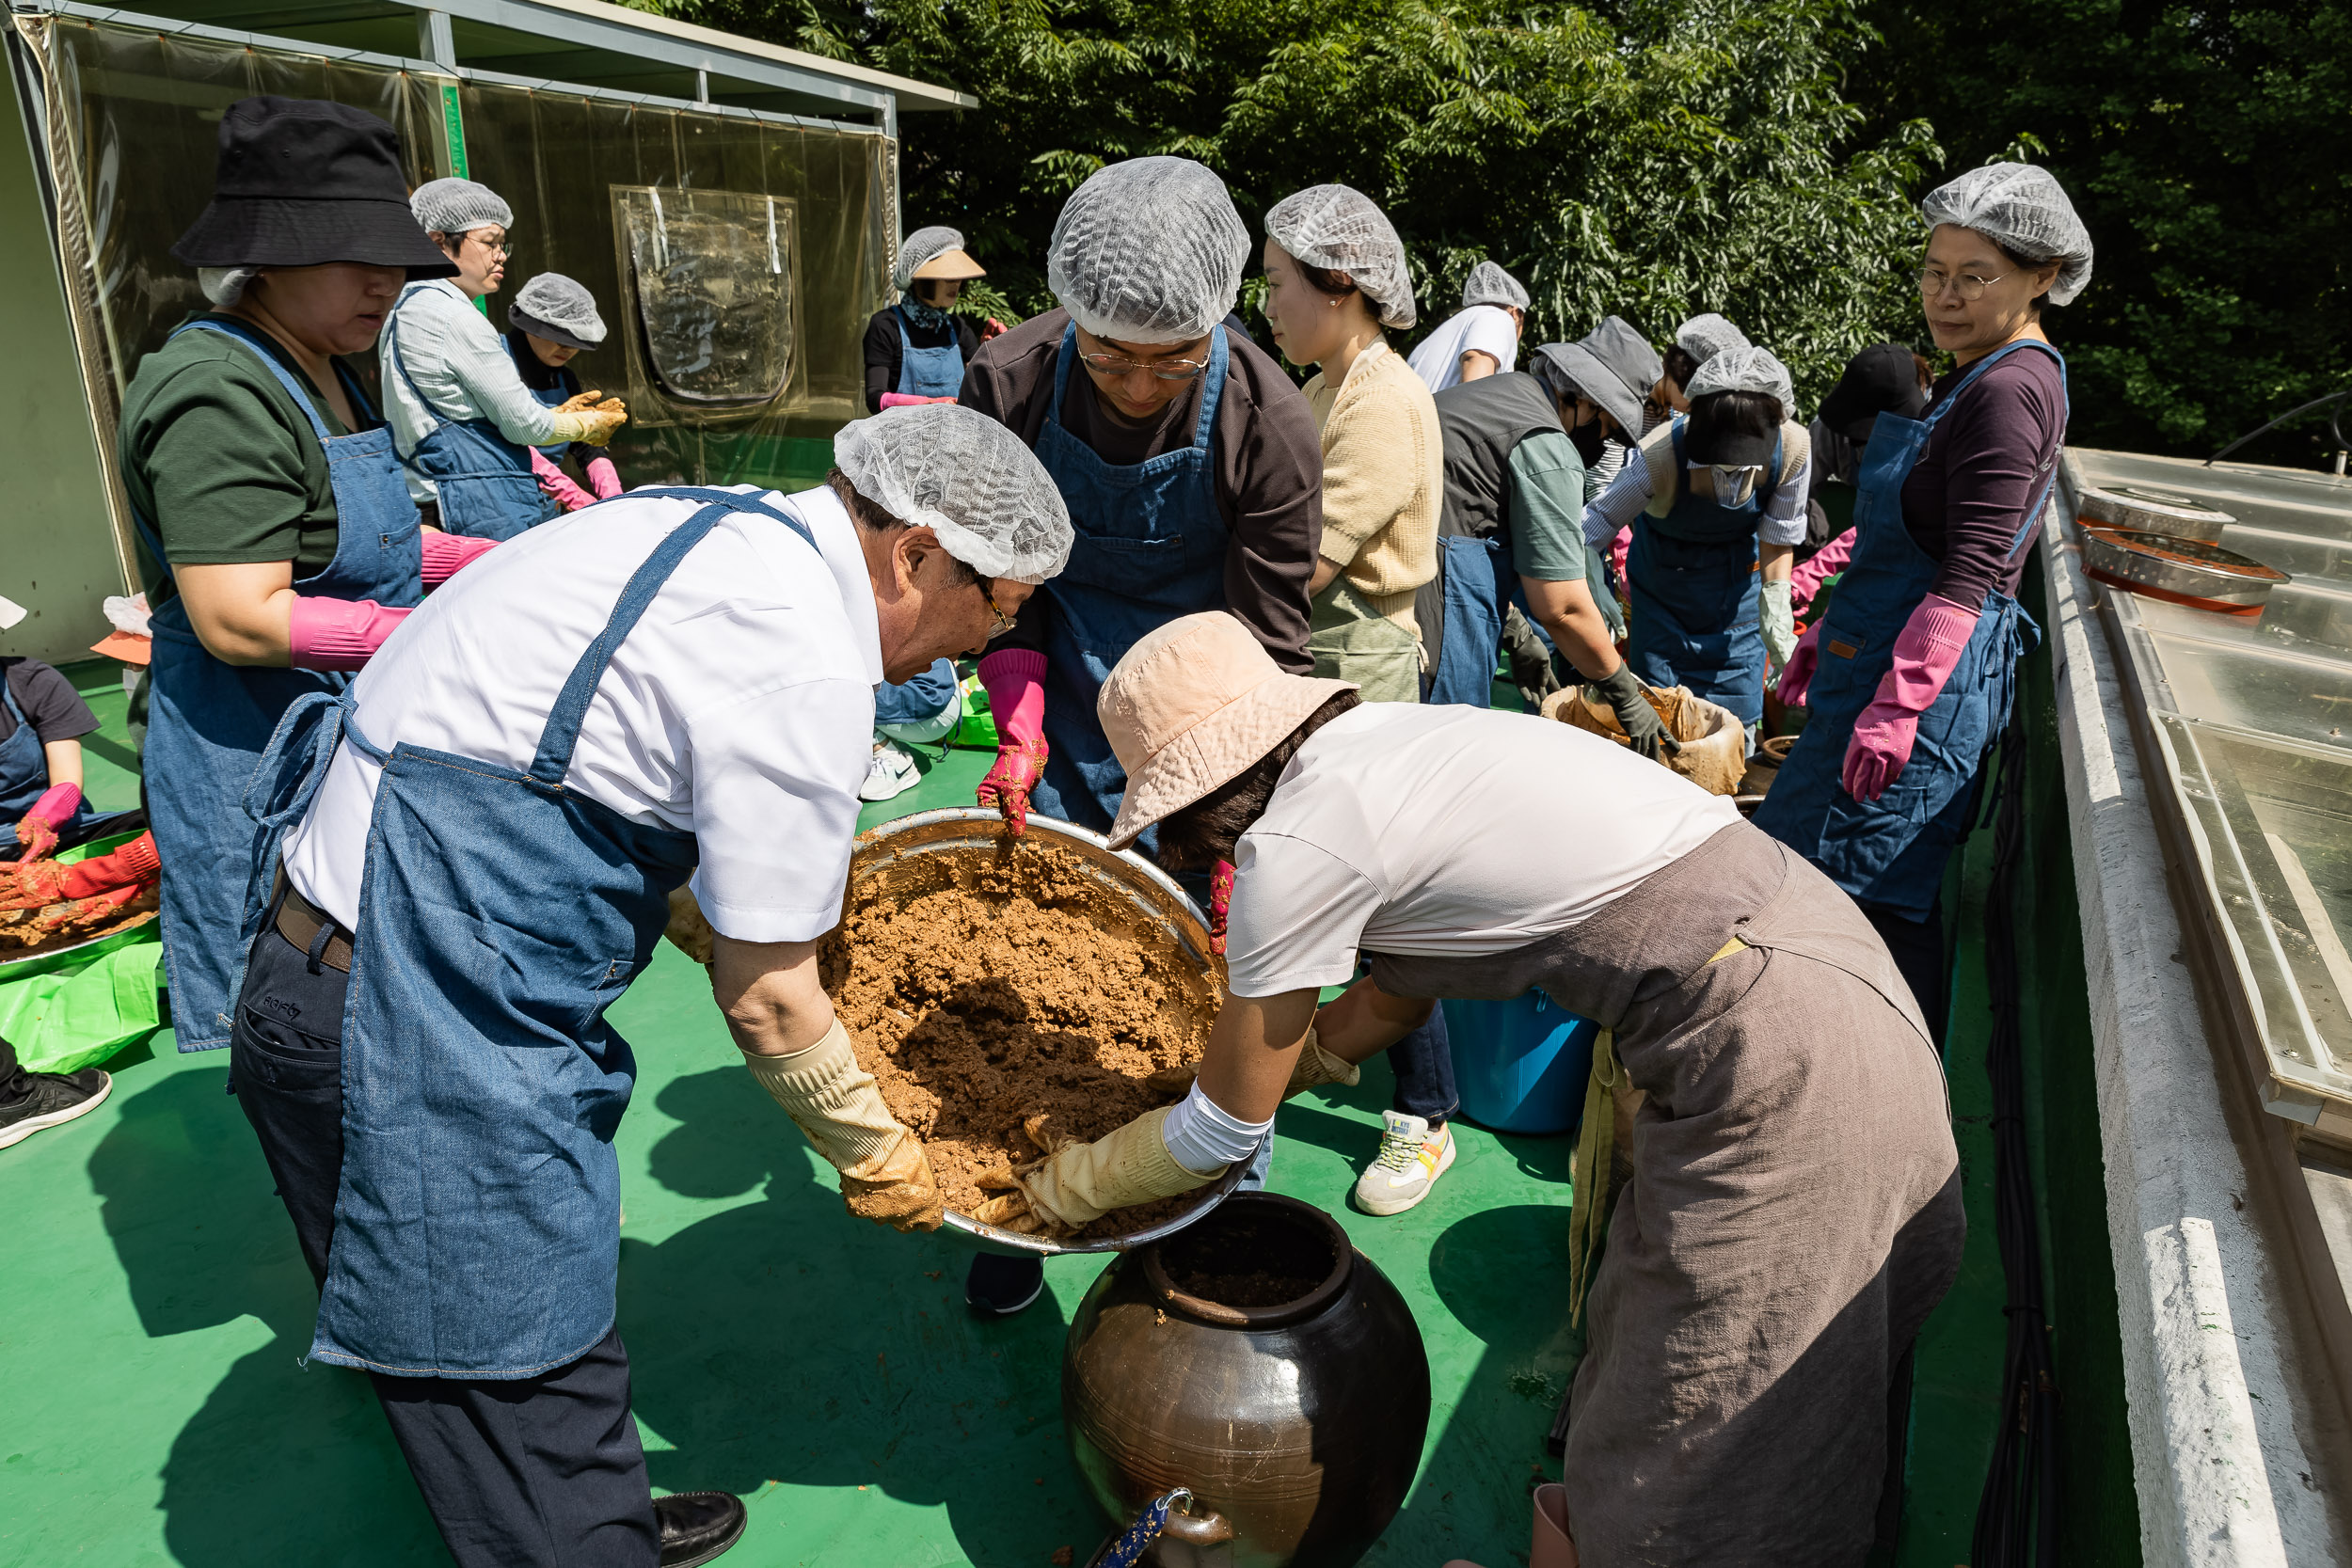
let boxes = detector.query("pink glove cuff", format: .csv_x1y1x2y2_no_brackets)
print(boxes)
531,447,596,513
879,392,958,408
289,596,413,673
421,531,497,586
1878,595,1981,715
24,783,80,829
1791,528,1854,615
978,649,1048,748
586,456,624,501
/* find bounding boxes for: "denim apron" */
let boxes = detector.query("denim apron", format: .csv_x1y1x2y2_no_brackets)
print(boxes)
1753,341,2065,919
385,284,556,542
507,332,580,462
894,305,965,398
138,317,422,1053
239,486,812,1377
1422,535,1508,706
1626,421,1779,725
1028,323,1232,836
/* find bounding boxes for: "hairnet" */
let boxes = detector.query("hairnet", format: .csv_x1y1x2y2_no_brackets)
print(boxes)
833,404,1073,585
1920,162,2094,305
409,177,512,237
509,273,606,348
1674,312,1750,365
895,225,966,291
1461,261,1528,311
1263,183,1417,329
1685,345,1794,418
1047,157,1250,344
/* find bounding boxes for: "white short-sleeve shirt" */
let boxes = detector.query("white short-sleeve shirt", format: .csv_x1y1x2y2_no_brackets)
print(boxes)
1405,306,1522,393
1220,705,1741,998
280,483,882,943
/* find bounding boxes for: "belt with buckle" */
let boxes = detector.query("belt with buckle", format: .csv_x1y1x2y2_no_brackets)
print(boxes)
275,879,355,974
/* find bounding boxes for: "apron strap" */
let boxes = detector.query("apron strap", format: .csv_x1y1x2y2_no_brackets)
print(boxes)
1046,323,1079,430
384,285,458,433
174,318,334,444
527,488,816,787
1042,321,1230,447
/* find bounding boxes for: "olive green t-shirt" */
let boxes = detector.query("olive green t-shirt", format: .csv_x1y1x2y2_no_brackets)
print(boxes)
118,313,353,605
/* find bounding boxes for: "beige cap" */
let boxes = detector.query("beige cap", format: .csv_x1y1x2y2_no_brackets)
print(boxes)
911,247,986,282
1098,612,1356,851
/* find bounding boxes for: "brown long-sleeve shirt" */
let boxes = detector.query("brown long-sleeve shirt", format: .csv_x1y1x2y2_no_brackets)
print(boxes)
958,308,1323,673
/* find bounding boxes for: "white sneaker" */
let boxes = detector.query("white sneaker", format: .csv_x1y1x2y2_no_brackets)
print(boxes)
1352,1111,1455,1216
859,738,922,802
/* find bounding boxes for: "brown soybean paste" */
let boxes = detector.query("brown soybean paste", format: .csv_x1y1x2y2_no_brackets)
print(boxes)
821,840,1217,1236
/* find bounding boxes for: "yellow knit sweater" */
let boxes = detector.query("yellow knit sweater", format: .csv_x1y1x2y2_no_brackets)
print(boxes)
1303,340,1443,630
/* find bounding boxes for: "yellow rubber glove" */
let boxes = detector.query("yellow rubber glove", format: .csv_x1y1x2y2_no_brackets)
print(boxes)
741,1020,942,1232
554,388,604,414
548,408,628,447
971,1105,1219,1234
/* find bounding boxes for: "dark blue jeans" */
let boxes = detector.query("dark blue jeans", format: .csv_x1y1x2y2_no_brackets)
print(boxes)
1387,994,1456,1127
230,913,660,1568
872,657,958,727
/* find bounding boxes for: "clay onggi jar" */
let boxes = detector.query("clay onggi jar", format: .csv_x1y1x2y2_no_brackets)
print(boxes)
1062,1193,1431,1566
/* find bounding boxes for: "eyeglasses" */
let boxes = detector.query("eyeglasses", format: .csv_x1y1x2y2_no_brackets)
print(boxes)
981,583,1016,638
1078,350,1210,382
470,234,512,258
1915,265,2007,302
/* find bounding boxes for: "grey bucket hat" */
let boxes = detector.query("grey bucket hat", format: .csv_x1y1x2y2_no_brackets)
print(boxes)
1532,316,1662,436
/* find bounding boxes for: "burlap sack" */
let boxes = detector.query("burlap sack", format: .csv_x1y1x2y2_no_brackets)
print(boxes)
1540,682,1749,796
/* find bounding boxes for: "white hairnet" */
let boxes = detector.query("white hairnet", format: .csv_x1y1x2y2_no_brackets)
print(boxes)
1263,183,1417,330
1674,312,1750,364
1921,162,2094,306
199,266,256,307
1685,345,1794,417
895,225,965,291
1461,261,1528,311
1047,157,1250,344
408,178,512,236
509,273,606,348
833,405,1073,585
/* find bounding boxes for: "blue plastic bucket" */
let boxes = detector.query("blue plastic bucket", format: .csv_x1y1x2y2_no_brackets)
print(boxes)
1440,990,1599,1135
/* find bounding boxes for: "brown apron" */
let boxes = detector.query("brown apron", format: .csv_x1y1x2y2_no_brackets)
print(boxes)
1369,821,1963,1567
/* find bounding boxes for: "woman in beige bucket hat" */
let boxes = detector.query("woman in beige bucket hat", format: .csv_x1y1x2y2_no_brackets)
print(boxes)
977,610,1966,1567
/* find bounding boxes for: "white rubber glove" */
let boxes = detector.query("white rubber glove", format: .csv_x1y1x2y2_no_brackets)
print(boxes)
741,1020,941,1231
1760,578,1797,673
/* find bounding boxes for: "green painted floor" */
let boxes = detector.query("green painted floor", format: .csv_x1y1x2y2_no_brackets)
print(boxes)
0,665,2014,1567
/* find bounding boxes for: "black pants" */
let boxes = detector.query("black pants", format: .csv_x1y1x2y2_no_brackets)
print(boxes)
1862,899,1948,1053
230,916,660,1568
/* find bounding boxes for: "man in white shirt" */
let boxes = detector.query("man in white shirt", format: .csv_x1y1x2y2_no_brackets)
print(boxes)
1406,260,1531,392
228,405,1071,1568
381,178,626,538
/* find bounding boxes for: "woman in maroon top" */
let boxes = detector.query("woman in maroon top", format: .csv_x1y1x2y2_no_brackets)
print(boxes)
1759,165,2092,1038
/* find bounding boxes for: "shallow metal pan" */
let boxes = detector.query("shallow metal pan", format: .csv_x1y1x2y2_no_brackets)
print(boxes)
2081,525,2289,617
2077,483,2235,543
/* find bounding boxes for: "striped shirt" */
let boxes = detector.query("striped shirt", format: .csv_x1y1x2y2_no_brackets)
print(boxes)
379,279,564,502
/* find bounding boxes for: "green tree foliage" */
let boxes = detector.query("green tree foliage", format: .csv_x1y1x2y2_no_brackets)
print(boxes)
1860,0,2352,462
675,0,1937,401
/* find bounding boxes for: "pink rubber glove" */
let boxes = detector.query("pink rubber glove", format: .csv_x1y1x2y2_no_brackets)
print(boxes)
531,447,596,513
1610,525,1630,588
3,829,157,908
289,596,413,673
1209,859,1234,958
1792,528,1855,616
878,392,958,408
1776,621,1821,708
1842,595,1981,802
976,649,1048,835
585,455,624,501
421,531,497,586
10,783,81,863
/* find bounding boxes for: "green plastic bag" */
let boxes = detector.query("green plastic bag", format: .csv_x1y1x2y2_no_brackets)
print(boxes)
0,832,166,1073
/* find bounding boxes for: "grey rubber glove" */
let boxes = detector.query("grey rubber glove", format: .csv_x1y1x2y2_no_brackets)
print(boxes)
1590,663,1680,763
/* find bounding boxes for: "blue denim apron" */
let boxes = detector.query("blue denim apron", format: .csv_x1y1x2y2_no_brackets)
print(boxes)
138,317,423,1052
507,333,580,462
239,486,812,1377
1753,341,2065,919
1423,535,1508,706
894,305,965,398
1626,421,1779,725
385,285,556,542
1028,324,1232,837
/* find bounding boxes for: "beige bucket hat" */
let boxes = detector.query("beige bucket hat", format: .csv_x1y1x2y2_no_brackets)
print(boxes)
1099,612,1357,851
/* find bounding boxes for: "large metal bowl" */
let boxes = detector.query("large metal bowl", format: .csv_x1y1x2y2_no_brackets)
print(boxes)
2081,525,2290,616
2077,483,2235,543
840,808,1245,1258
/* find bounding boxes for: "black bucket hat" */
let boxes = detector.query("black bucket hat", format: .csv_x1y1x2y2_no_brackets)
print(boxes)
171,97,457,278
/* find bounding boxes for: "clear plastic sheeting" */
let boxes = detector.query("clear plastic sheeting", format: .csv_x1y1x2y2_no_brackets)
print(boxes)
614,186,798,410
18,11,892,511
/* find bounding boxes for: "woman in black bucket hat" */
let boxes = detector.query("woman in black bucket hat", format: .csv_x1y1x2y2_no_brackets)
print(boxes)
120,95,749,1568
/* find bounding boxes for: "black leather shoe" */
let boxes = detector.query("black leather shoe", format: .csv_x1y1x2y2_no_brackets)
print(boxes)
656,1491,745,1566
966,1253,1044,1317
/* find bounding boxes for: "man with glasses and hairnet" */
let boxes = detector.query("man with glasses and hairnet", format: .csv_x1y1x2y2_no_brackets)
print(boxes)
957,155,1323,1317
222,404,1072,1568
